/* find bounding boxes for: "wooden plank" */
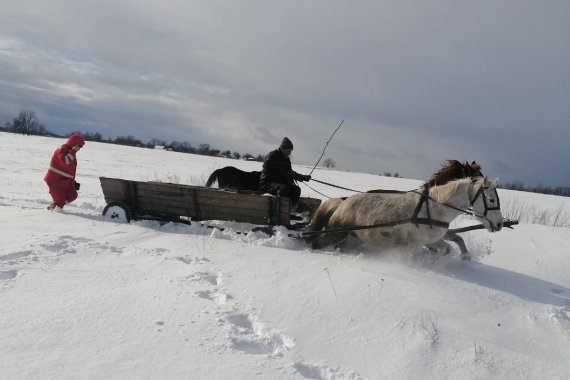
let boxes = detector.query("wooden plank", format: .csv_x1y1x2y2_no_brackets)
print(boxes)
134,196,267,215
135,193,274,212
138,207,275,225
99,177,128,202
136,184,269,203
135,197,284,222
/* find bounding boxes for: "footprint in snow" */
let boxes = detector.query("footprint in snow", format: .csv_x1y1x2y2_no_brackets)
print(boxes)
292,362,364,380
196,289,231,305
189,271,223,286
175,256,211,265
0,250,34,262
223,311,295,357
40,236,123,255
550,307,570,333
0,270,19,281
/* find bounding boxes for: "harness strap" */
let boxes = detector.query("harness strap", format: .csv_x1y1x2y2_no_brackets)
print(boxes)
410,190,431,228
298,217,449,238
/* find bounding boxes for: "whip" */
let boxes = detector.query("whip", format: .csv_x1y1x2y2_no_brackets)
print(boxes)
309,120,344,176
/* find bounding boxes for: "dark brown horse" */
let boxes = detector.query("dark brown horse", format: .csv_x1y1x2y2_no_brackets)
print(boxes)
423,160,482,191
205,166,261,191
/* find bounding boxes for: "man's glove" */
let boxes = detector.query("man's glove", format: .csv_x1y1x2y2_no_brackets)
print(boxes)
300,174,311,182
74,181,81,191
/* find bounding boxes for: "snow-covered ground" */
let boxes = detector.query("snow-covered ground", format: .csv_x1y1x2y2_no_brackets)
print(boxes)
1,132,569,380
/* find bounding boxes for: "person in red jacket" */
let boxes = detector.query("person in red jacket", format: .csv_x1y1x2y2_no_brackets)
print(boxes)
44,135,85,212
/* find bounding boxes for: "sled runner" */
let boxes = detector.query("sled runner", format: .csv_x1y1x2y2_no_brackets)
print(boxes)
99,177,321,226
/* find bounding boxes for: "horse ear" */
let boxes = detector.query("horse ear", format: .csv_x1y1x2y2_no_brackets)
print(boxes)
492,177,500,186
472,160,476,165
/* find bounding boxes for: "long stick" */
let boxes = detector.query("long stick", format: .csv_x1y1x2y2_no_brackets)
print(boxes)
309,120,344,176
448,219,519,234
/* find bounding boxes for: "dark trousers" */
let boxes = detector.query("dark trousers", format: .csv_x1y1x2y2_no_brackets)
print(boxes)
261,183,301,206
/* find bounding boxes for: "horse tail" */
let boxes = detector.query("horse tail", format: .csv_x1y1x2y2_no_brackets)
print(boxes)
205,169,220,187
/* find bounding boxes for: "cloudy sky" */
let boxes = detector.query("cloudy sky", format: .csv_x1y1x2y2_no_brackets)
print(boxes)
1,0,569,186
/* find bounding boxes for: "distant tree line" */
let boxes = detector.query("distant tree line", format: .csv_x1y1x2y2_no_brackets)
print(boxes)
2,109,265,162
66,132,261,160
500,181,570,197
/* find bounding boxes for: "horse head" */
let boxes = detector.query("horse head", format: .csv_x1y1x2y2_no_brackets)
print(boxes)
423,160,484,191
470,176,503,232
463,160,483,177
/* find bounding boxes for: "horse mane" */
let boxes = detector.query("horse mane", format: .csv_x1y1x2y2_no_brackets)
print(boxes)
428,177,472,204
423,160,482,191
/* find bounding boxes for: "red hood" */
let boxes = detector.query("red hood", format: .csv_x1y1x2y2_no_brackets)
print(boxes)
65,135,85,148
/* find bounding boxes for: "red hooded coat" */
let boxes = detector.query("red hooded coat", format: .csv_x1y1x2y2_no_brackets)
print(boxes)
44,135,85,208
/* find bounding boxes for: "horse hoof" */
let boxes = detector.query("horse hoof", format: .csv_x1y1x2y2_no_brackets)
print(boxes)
461,253,471,261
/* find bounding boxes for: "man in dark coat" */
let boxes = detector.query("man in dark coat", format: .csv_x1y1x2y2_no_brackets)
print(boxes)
259,137,311,211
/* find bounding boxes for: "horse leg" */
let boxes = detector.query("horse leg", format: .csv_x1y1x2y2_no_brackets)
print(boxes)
424,240,452,256
311,231,350,250
335,232,364,251
443,231,470,259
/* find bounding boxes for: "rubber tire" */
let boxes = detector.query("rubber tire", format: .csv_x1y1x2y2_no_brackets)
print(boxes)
102,201,132,223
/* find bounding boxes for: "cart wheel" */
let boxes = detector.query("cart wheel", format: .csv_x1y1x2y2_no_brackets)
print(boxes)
103,202,132,223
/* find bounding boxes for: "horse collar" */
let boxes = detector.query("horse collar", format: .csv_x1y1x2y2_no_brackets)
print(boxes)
411,190,439,229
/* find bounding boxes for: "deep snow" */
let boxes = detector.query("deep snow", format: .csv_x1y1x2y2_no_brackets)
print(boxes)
1,132,569,380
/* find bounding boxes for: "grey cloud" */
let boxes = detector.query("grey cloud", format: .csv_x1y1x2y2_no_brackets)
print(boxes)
1,0,569,186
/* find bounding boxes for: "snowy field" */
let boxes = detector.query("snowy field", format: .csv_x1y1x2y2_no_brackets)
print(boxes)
1,132,570,380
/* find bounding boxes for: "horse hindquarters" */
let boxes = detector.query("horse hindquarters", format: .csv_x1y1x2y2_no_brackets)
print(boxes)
306,198,346,249
307,198,342,231
205,169,220,187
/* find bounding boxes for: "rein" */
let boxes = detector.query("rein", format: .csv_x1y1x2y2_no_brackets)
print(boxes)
308,178,412,196
309,178,364,193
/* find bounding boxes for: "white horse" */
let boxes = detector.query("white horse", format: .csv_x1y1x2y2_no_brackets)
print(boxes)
306,177,502,255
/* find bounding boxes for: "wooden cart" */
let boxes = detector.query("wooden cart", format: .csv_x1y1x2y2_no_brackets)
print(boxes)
99,177,320,226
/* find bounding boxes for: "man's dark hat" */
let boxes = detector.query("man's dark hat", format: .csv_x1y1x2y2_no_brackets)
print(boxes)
280,137,293,150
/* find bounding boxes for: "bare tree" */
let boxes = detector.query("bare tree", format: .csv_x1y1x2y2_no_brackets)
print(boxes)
12,109,40,135
323,158,336,168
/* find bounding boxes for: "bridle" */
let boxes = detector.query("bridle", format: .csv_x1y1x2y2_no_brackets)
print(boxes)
468,180,501,219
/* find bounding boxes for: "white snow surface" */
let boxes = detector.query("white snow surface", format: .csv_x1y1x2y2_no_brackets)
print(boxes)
1,132,570,380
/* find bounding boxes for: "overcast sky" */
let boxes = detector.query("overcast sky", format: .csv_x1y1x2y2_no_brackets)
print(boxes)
1,0,569,186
